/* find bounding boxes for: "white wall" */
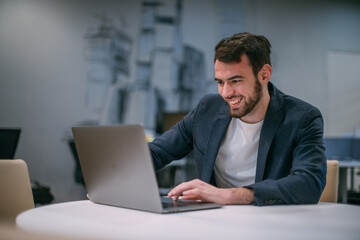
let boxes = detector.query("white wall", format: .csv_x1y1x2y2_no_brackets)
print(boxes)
0,0,142,202
253,0,360,136
327,51,360,136
0,0,359,202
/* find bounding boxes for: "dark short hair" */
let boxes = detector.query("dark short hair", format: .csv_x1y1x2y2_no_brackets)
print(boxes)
214,32,271,75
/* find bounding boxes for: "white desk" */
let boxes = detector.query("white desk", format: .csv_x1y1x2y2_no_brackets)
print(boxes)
16,200,360,240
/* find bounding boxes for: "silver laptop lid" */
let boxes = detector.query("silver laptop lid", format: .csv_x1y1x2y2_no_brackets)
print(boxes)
72,125,163,213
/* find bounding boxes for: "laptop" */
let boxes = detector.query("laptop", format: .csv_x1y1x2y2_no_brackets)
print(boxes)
72,124,222,213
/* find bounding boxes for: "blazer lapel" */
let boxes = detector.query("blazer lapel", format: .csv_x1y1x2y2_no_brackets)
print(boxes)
201,112,231,183
255,83,284,182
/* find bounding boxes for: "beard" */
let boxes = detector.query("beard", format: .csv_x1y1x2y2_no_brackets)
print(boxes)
228,78,263,119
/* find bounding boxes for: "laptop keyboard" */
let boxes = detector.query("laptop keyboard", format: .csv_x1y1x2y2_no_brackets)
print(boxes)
161,197,201,208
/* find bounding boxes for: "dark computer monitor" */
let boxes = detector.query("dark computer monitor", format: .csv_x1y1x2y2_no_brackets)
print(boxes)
0,128,21,159
162,112,188,133
323,137,353,160
352,138,360,160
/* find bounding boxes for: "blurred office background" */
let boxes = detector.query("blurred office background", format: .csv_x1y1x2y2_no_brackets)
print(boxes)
0,0,359,203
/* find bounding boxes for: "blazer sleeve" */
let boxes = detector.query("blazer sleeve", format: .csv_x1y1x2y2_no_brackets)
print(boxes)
247,107,327,206
149,106,197,171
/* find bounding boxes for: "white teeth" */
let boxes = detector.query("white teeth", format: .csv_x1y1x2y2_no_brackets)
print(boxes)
229,99,240,104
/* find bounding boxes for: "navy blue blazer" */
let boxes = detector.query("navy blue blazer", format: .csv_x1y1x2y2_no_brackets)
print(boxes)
149,82,327,206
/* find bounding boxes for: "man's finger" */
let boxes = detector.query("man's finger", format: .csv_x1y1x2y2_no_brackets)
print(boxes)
167,181,197,199
182,189,202,201
180,195,200,201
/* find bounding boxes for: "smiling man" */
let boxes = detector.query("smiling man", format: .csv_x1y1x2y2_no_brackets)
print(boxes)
149,32,326,206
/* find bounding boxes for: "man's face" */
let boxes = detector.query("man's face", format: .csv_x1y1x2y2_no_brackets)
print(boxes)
215,55,262,119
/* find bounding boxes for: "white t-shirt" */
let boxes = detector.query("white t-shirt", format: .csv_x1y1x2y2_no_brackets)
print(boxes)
214,118,264,188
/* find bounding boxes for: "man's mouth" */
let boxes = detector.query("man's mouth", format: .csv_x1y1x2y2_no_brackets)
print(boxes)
227,98,242,107
229,99,240,104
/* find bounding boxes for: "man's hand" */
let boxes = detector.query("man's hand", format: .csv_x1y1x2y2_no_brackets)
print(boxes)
167,179,255,205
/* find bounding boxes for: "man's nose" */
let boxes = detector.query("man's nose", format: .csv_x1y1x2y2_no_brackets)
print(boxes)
222,82,234,98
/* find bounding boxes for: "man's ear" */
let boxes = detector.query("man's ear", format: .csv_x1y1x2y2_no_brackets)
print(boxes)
259,64,272,83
